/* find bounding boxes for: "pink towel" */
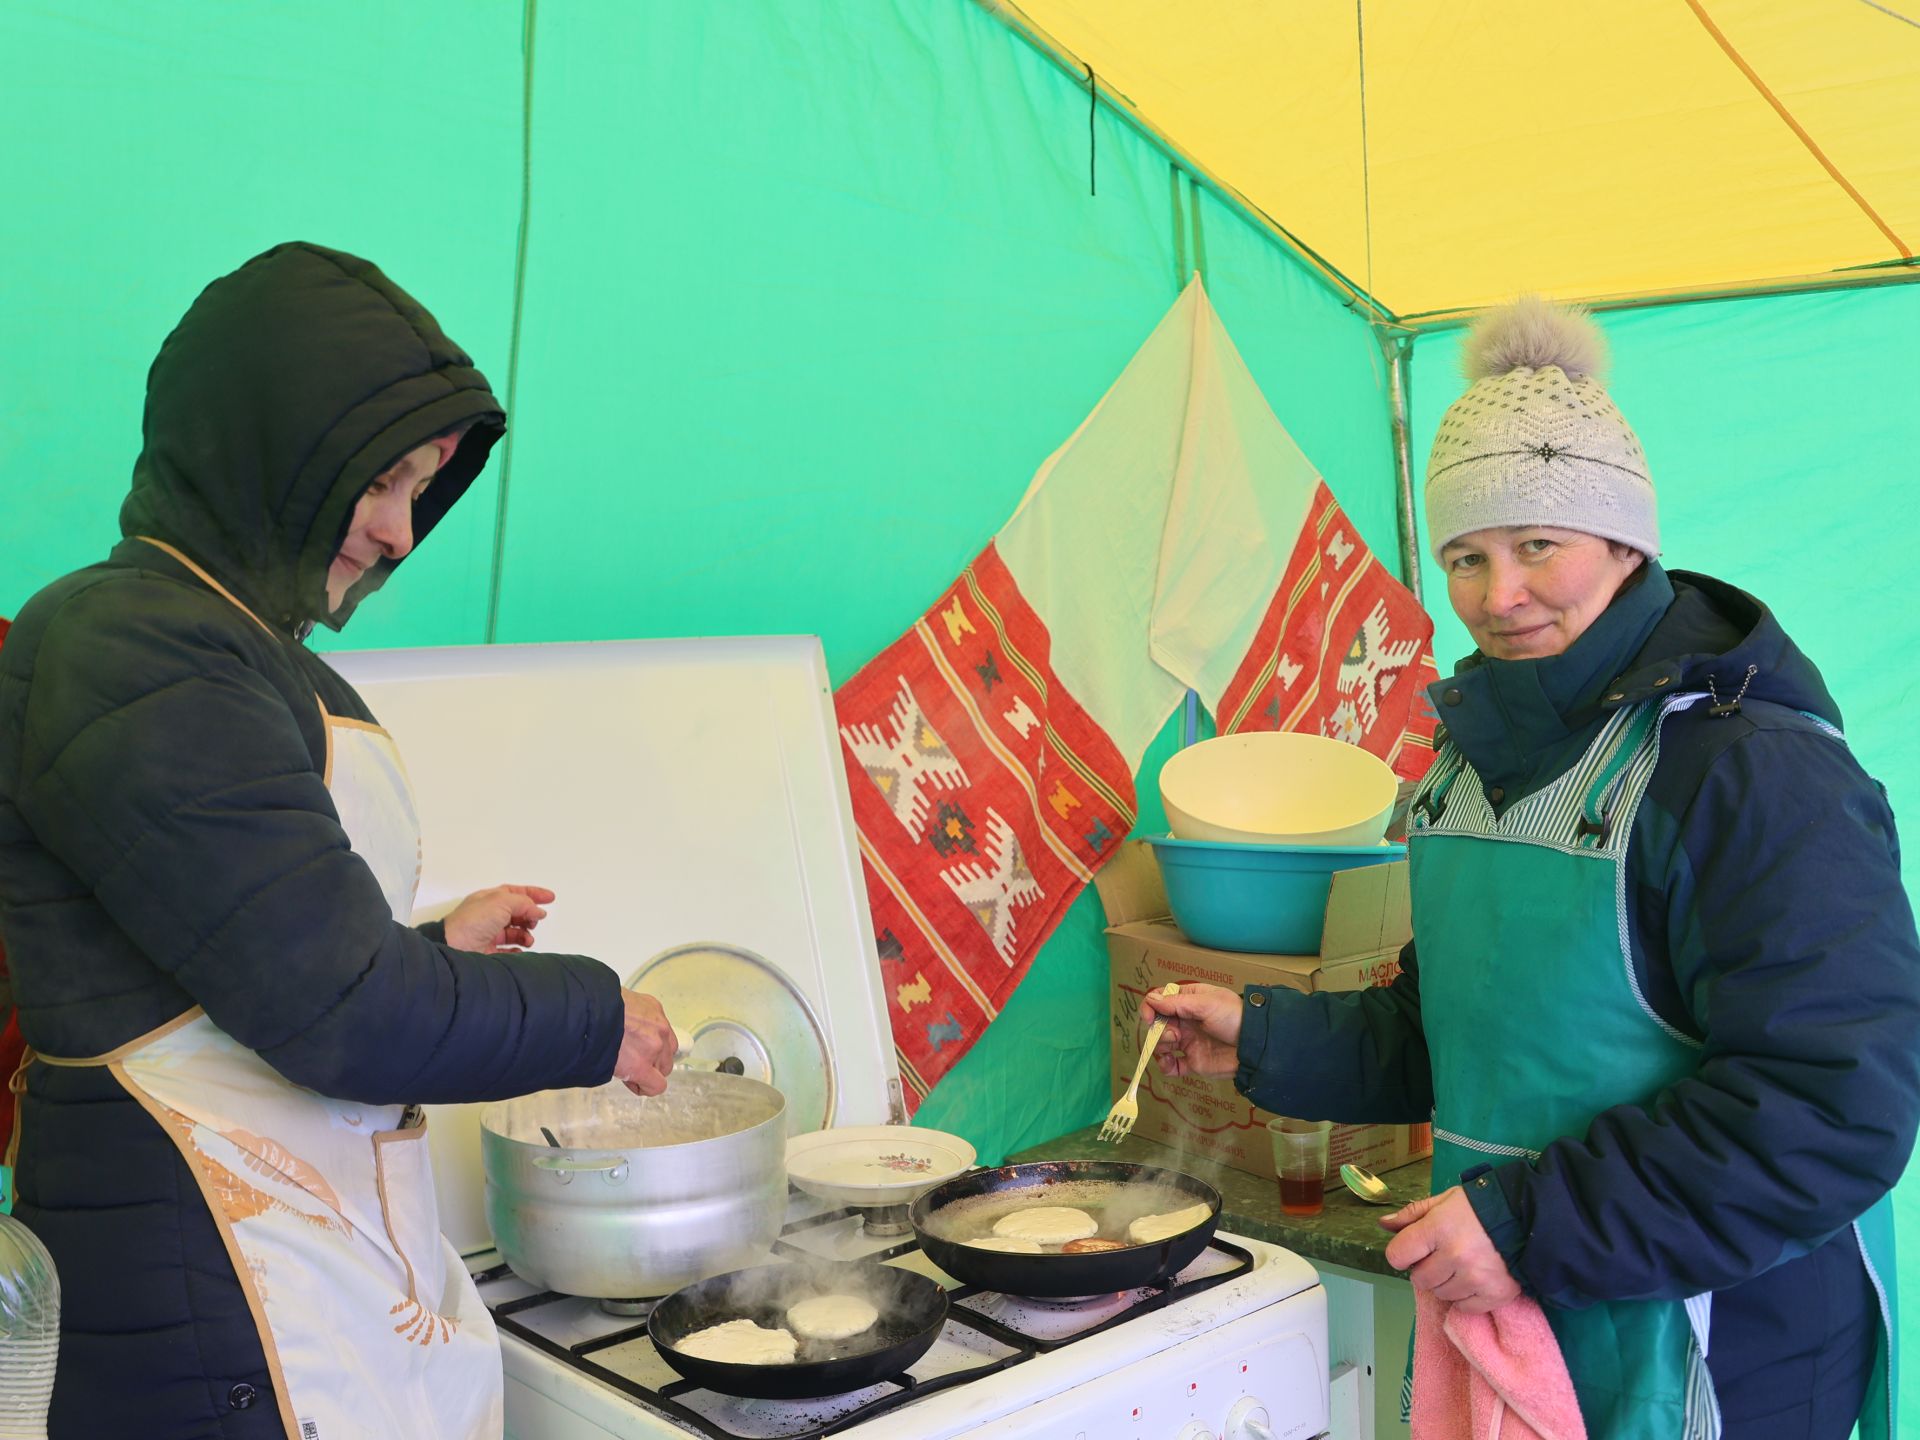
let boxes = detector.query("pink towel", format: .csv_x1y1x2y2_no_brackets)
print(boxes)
1412,1288,1587,1440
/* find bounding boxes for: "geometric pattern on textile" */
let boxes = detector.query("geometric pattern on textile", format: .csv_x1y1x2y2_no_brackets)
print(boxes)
840,676,969,840
939,807,1044,964
835,542,1135,1109
1215,482,1439,781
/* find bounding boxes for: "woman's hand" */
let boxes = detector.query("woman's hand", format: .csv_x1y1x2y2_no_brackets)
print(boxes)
434,890,675,1094
1139,983,1245,1078
442,884,556,952
614,990,677,1096
1380,1186,1522,1314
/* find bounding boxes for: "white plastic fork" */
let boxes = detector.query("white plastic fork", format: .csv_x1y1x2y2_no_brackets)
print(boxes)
1099,982,1180,1143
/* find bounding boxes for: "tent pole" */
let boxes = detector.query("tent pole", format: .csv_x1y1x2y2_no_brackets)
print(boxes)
486,0,540,645
1400,264,1920,334
971,0,1393,326
1379,327,1422,602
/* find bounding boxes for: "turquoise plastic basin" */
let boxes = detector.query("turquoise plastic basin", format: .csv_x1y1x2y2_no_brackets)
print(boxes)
1143,835,1406,954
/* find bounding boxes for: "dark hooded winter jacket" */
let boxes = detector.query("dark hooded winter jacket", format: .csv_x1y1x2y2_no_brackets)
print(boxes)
1235,562,1920,1417
0,244,625,1438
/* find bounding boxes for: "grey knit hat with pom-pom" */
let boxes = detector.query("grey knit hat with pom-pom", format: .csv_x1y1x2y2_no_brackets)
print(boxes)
1425,296,1658,561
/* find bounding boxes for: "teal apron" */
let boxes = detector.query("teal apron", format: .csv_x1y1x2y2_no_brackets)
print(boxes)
1404,693,1897,1439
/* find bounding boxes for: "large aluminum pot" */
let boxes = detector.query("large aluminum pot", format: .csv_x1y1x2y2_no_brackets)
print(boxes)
481,1072,786,1298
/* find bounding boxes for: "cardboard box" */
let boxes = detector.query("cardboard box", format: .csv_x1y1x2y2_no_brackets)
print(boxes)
1098,840,1432,1187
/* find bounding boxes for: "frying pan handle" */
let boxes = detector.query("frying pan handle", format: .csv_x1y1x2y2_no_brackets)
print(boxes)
533,1154,632,1185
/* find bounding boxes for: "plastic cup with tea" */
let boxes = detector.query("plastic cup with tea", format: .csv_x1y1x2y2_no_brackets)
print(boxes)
1267,1117,1332,1216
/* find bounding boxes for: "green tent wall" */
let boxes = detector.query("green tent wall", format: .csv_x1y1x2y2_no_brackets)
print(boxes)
5,3,1916,1427
0,0,1403,1164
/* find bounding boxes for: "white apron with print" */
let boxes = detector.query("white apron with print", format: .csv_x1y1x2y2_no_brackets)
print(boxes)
97,713,501,1439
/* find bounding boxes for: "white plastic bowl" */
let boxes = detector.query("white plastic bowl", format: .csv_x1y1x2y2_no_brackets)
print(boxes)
1159,731,1397,847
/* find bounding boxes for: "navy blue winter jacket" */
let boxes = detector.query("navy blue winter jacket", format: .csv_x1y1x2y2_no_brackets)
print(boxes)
0,243,624,1438
1236,563,1920,1319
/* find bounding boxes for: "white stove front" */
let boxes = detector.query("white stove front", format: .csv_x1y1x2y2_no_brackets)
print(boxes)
488,1220,1327,1440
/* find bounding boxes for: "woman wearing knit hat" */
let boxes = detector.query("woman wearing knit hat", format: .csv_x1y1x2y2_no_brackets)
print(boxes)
1142,297,1916,1438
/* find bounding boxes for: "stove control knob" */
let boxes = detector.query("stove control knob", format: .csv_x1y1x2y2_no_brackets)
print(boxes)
1224,1397,1276,1440
1173,1425,1217,1440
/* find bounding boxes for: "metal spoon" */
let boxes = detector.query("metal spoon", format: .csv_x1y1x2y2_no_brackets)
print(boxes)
1340,1162,1399,1206
539,1126,564,1149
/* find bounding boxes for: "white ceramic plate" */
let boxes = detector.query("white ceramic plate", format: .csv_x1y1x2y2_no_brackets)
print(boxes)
785,1125,977,1207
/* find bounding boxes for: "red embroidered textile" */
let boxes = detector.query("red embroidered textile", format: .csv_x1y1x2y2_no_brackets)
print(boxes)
835,545,1133,1107
837,512,1435,1108
1215,483,1438,779
833,282,1438,1107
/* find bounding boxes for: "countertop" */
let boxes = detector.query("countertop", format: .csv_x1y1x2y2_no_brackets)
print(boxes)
1009,1125,1432,1278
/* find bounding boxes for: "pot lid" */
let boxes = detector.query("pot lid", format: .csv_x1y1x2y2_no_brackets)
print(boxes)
629,943,835,1135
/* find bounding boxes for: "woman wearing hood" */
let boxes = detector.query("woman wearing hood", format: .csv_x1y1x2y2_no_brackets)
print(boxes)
1143,298,1919,1439
0,243,678,1439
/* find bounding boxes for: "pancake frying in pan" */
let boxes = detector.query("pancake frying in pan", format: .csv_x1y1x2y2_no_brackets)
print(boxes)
910,1159,1221,1298
649,1260,948,1400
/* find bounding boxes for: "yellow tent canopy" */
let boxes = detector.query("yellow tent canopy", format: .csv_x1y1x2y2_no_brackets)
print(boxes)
987,0,1920,322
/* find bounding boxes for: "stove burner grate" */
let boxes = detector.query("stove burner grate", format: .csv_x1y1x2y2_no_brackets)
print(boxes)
478,1208,1254,1440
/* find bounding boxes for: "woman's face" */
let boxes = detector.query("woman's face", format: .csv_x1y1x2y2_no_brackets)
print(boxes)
326,443,443,610
1441,526,1645,660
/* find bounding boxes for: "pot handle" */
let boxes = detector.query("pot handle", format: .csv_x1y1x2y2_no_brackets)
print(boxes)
533,1154,632,1186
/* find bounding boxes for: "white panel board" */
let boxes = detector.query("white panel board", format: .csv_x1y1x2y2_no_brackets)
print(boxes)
329,636,900,1250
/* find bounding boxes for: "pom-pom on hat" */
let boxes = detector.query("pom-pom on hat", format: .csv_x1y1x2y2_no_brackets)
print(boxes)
1425,296,1658,561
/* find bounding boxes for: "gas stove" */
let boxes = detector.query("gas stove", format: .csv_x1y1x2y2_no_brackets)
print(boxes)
331,639,1331,1438
476,1190,1328,1440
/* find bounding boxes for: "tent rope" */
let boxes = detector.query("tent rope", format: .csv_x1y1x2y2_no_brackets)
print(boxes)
1856,0,1919,29
1170,164,1188,288
487,0,539,644
1189,171,1208,281
1085,63,1097,196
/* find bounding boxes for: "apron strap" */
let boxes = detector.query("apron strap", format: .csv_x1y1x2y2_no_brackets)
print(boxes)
3,1045,32,1175
1799,709,1847,744
1575,702,1664,847
1683,1292,1725,1439
1409,745,1469,829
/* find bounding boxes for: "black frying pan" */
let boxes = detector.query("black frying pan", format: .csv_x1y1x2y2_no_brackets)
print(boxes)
649,1259,948,1400
909,1159,1222,1298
